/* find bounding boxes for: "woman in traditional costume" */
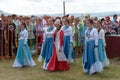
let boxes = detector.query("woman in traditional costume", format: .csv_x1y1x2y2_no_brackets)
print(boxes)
47,19,69,71
38,18,56,70
82,19,103,75
13,22,36,67
61,18,74,63
97,21,109,67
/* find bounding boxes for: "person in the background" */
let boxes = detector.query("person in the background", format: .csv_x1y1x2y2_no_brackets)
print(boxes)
82,19,103,75
7,16,17,57
26,18,31,46
61,18,74,63
84,13,90,20
79,18,84,53
35,17,44,53
112,14,119,34
81,20,87,52
2,18,8,58
68,16,74,27
93,17,98,28
97,21,109,67
31,16,36,37
12,15,20,44
47,19,69,71
118,20,120,34
72,17,83,56
102,16,113,35
42,15,48,27
13,22,36,67
26,18,35,53
0,18,3,59
38,18,56,70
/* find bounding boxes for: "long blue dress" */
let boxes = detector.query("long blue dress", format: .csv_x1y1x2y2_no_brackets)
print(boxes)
82,28,103,75
61,25,74,63
13,29,36,67
98,29,109,67
38,26,56,69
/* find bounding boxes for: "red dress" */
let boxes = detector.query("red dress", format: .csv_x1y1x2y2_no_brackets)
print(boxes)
47,30,69,71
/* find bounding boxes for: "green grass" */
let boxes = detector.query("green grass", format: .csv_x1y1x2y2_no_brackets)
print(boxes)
0,56,120,80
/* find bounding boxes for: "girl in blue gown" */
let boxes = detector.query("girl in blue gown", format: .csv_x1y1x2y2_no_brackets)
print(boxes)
97,21,109,67
13,22,36,67
82,19,103,75
38,18,56,70
61,18,74,63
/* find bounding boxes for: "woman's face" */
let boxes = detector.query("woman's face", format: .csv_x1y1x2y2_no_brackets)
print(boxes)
97,22,101,28
62,19,68,25
69,19,73,23
8,18,12,24
20,23,24,29
86,21,91,27
48,18,54,26
54,23,60,29
74,18,79,24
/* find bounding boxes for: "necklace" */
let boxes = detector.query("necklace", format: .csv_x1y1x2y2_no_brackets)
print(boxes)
63,25,69,30
47,26,54,32
86,28,93,38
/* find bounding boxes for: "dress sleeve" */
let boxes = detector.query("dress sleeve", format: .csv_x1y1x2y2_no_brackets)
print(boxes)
70,27,73,43
93,29,98,46
60,30,64,47
42,28,46,42
24,30,28,44
101,29,106,47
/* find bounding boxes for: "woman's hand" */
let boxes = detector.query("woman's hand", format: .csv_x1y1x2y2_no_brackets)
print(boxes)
5,40,8,44
59,47,62,52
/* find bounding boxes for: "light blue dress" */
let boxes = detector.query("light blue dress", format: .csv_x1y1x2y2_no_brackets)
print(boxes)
13,29,36,67
98,29,109,67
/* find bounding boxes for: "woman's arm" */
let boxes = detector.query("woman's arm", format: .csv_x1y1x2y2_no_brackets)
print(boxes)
94,29,98,46
24,30,28,45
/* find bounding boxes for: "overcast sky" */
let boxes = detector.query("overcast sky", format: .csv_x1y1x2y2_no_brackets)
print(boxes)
0,0,120,15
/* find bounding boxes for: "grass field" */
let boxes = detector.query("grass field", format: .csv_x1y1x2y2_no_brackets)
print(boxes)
0,56,120,80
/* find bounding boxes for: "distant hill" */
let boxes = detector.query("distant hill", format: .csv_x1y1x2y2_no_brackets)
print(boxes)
47,11,120,17
35,11,120,19
0,10,11,16
1,10,120,18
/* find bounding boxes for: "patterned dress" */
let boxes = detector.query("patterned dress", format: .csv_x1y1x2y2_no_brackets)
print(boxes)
72,22,84,47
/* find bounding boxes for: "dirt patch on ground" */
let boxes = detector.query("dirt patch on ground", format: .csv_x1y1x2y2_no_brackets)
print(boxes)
110,57,120,66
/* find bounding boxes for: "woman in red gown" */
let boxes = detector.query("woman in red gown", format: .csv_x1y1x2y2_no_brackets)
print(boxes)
47,19,70,71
